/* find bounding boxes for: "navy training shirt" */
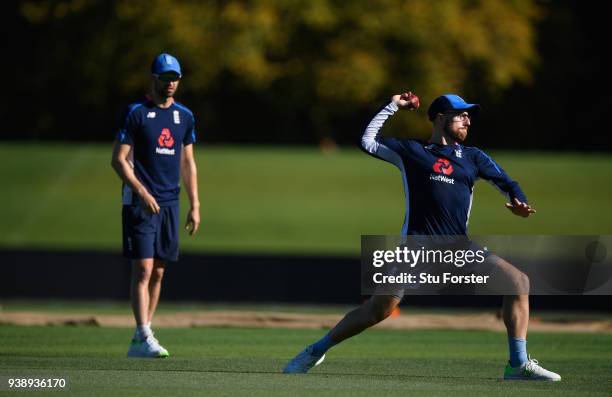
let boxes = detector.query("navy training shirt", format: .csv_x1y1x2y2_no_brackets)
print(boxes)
116,98,196,206
361,102,527,236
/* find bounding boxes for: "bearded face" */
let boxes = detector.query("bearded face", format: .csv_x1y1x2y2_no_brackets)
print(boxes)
152,73,181,99
443,111,471,143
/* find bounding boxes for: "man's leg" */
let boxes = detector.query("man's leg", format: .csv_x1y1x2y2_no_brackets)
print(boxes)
128,258,168,358
131,258,154,328
147,259,166,325
488,254,530,338
141,259,170,356
284,295,401,373
142,205,177,356
503,294,529,340
503,294,530,369
328,295,401,343
486,255,531,366
488,255,560,380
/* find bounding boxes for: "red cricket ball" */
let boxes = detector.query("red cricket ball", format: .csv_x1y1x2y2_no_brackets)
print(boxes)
406,92,420,110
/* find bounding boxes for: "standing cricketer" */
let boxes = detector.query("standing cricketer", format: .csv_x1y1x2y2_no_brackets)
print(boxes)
283,92,561,381
111,53,200,358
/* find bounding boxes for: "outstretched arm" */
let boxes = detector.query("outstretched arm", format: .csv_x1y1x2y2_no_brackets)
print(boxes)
360,92,419,167
475,150,536,218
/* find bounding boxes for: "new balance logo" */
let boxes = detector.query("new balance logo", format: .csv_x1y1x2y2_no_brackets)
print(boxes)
147,112,156,119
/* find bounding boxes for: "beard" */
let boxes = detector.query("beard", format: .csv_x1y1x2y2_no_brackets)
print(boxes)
154,84,176,99
444,119,467,143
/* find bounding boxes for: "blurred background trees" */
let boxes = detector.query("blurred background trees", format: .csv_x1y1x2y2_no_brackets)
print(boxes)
4,0,609,150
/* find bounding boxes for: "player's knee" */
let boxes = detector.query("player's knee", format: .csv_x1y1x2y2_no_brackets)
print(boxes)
507,270,529,294
150,267,165,283
373,307,393,323
367,299,397,324
516,271,530,294
132,263,153,284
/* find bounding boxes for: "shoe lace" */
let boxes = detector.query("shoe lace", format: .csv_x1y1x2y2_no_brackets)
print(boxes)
145,335,161,348
525,356,540,372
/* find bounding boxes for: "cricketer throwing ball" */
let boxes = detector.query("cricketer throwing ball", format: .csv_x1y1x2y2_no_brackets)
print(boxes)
283,92,561,381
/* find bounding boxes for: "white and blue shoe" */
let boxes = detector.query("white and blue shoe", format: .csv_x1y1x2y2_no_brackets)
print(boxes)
503,356,561,381
283,345,325,374
127,335,169,358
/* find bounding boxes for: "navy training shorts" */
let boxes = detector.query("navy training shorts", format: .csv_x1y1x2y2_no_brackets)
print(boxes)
122,205,180,262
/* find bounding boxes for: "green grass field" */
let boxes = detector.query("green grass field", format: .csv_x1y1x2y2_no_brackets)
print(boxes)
1,325,611,397
1,144,611,255
2,300,611,322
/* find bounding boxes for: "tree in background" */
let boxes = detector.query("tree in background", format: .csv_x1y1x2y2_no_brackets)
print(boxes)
18,0,539,143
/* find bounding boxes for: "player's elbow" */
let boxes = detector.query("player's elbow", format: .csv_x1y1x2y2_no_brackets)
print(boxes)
360,136,368,149
111,156,120,172
361,134,377,154
111,156,128,177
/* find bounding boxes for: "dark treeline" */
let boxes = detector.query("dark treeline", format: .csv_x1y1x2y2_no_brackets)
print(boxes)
3,0,609,151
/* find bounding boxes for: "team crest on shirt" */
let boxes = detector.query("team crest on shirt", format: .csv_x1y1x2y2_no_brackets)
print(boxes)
173,110,180,124
156,128,176,155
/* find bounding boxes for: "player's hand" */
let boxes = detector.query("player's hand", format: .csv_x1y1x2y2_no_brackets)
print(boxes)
392,92,420,110
185,207,200,236
505,198,536,218
139,190,160,214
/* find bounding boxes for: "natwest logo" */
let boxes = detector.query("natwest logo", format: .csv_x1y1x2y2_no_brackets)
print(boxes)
432,158,454,175
156,128,176,155
158,128,175,148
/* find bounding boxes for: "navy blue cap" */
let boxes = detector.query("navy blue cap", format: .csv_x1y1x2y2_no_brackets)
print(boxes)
151,53,182,77
427,94,480,121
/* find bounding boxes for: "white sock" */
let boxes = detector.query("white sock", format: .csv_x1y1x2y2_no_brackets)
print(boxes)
135,325,152,339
